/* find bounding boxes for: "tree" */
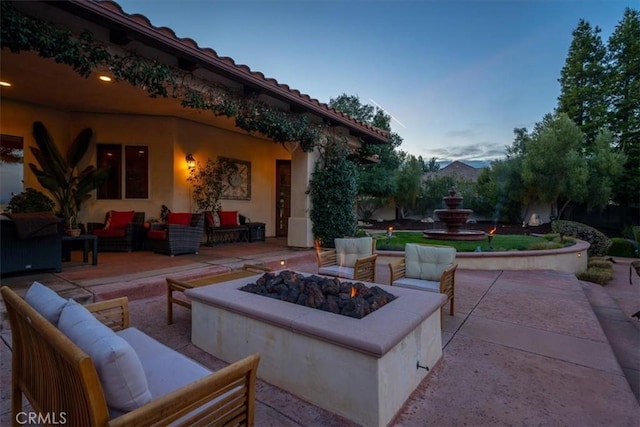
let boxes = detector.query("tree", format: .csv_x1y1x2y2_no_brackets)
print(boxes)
419,155,440,172
187,158,237,213
394,155,423,218
585,129,627,211
522,113,588,219
472,161,526,223
557,19,607,153
308,136,358,247
606,7,640,206
329,94,404,218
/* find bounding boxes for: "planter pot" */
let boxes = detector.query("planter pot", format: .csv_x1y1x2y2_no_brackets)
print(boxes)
67,228,81,237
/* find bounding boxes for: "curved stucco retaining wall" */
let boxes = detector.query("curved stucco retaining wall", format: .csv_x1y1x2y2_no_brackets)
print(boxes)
379,239,589,274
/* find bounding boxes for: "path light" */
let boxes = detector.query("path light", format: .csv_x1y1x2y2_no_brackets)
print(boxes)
387,226,393,239
487,226,496,249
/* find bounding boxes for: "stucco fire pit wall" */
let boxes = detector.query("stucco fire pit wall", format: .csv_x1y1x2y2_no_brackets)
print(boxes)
186,272,446,427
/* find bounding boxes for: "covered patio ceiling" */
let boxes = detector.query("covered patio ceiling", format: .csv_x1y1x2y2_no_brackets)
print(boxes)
1,0,389,145
1,49,245,136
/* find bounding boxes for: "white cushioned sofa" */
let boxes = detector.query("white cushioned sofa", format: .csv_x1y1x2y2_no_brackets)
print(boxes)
2,282,259,426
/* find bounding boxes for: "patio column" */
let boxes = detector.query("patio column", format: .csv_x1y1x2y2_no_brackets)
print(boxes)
287,148,319,248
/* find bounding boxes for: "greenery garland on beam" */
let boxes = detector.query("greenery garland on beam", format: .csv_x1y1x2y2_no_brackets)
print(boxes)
0,1,320,151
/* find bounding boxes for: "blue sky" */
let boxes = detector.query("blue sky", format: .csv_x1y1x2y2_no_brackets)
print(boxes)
116,0,633,163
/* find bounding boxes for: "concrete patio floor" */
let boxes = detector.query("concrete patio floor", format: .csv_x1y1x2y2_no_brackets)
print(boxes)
1,238,639,426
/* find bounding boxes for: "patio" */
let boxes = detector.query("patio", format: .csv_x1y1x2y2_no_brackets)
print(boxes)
1,239,639,425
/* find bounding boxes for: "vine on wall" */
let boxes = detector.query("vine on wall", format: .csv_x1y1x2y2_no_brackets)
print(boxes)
0,1,320,151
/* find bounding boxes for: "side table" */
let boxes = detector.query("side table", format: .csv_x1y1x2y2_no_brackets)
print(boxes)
247,222,266,242
62,234,98,265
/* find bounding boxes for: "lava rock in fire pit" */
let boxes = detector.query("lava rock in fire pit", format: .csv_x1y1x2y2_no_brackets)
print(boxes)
239,270,396,319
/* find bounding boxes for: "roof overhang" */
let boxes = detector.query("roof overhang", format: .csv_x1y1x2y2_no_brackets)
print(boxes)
4,0,389,145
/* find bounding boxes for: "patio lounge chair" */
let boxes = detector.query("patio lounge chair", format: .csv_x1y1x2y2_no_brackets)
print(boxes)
1,284,259,426
146,212,204,256
388,243,457,322
316,236,378,282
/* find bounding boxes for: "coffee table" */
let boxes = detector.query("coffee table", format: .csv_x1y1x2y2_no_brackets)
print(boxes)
165,263,271,324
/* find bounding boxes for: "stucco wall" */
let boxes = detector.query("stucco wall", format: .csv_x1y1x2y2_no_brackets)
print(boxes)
1,100,291,237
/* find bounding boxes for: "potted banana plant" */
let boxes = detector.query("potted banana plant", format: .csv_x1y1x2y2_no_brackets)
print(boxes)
28,121,110,229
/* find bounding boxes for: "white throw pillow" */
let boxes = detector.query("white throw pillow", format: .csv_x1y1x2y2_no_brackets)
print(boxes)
405,244,456,281
24,281,68,325
58,300,152,412
335,237,373,267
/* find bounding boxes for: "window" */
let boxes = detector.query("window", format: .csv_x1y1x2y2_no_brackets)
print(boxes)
97,144,148,199
0,134,24,207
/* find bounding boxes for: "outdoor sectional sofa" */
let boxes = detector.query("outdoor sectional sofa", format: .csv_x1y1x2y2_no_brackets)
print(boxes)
1,283,260,426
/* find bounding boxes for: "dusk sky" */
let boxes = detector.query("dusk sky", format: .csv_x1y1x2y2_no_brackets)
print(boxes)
116,0,633,163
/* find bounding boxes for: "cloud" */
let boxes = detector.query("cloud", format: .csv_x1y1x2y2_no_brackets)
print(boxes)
444,129,478,139
419,142,506,163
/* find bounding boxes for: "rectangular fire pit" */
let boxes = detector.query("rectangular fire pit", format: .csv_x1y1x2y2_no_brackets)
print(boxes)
186,271,446,427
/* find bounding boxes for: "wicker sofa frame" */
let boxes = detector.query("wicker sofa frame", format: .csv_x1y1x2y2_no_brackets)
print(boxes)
205,212,251,245
1,285,260,427
147,213,205,256
88,212,146,252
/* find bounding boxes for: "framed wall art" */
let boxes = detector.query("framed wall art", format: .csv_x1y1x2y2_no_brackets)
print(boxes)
220,157,251,200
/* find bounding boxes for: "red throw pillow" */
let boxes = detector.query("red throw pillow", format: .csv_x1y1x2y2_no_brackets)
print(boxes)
167,212,192,226
219,211,239,227
105,211,135,230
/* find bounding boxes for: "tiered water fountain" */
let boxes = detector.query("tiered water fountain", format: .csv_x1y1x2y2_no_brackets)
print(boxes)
424,187,485,241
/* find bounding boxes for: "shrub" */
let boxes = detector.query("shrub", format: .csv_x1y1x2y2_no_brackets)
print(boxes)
527,241,564,250
308,136,358,247
588,258,613,270
552,220,611,257
607,238,636,258
5,188,55,213
577,268,613,286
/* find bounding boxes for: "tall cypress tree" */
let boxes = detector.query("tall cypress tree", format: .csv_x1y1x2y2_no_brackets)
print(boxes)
606,7,640,206
557,19,607,154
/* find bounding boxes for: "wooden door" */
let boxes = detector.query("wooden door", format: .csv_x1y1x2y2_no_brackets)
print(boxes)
275,160,291,237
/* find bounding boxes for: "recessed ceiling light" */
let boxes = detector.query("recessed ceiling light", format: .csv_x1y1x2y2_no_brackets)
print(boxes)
0,81,12,87
99,75,112,82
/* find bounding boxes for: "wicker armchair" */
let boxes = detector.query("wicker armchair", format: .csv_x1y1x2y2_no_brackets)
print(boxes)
388,243,457,323
316,236,378,283
88,211,145,252
146,213,204,256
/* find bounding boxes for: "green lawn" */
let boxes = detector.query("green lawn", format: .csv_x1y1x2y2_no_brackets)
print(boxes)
374,231,571,252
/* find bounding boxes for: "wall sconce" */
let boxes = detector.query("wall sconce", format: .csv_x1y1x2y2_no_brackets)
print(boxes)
185,154,195,169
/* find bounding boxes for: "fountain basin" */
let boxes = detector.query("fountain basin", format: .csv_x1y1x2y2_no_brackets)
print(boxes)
186,272,446,427
378,239,590,274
